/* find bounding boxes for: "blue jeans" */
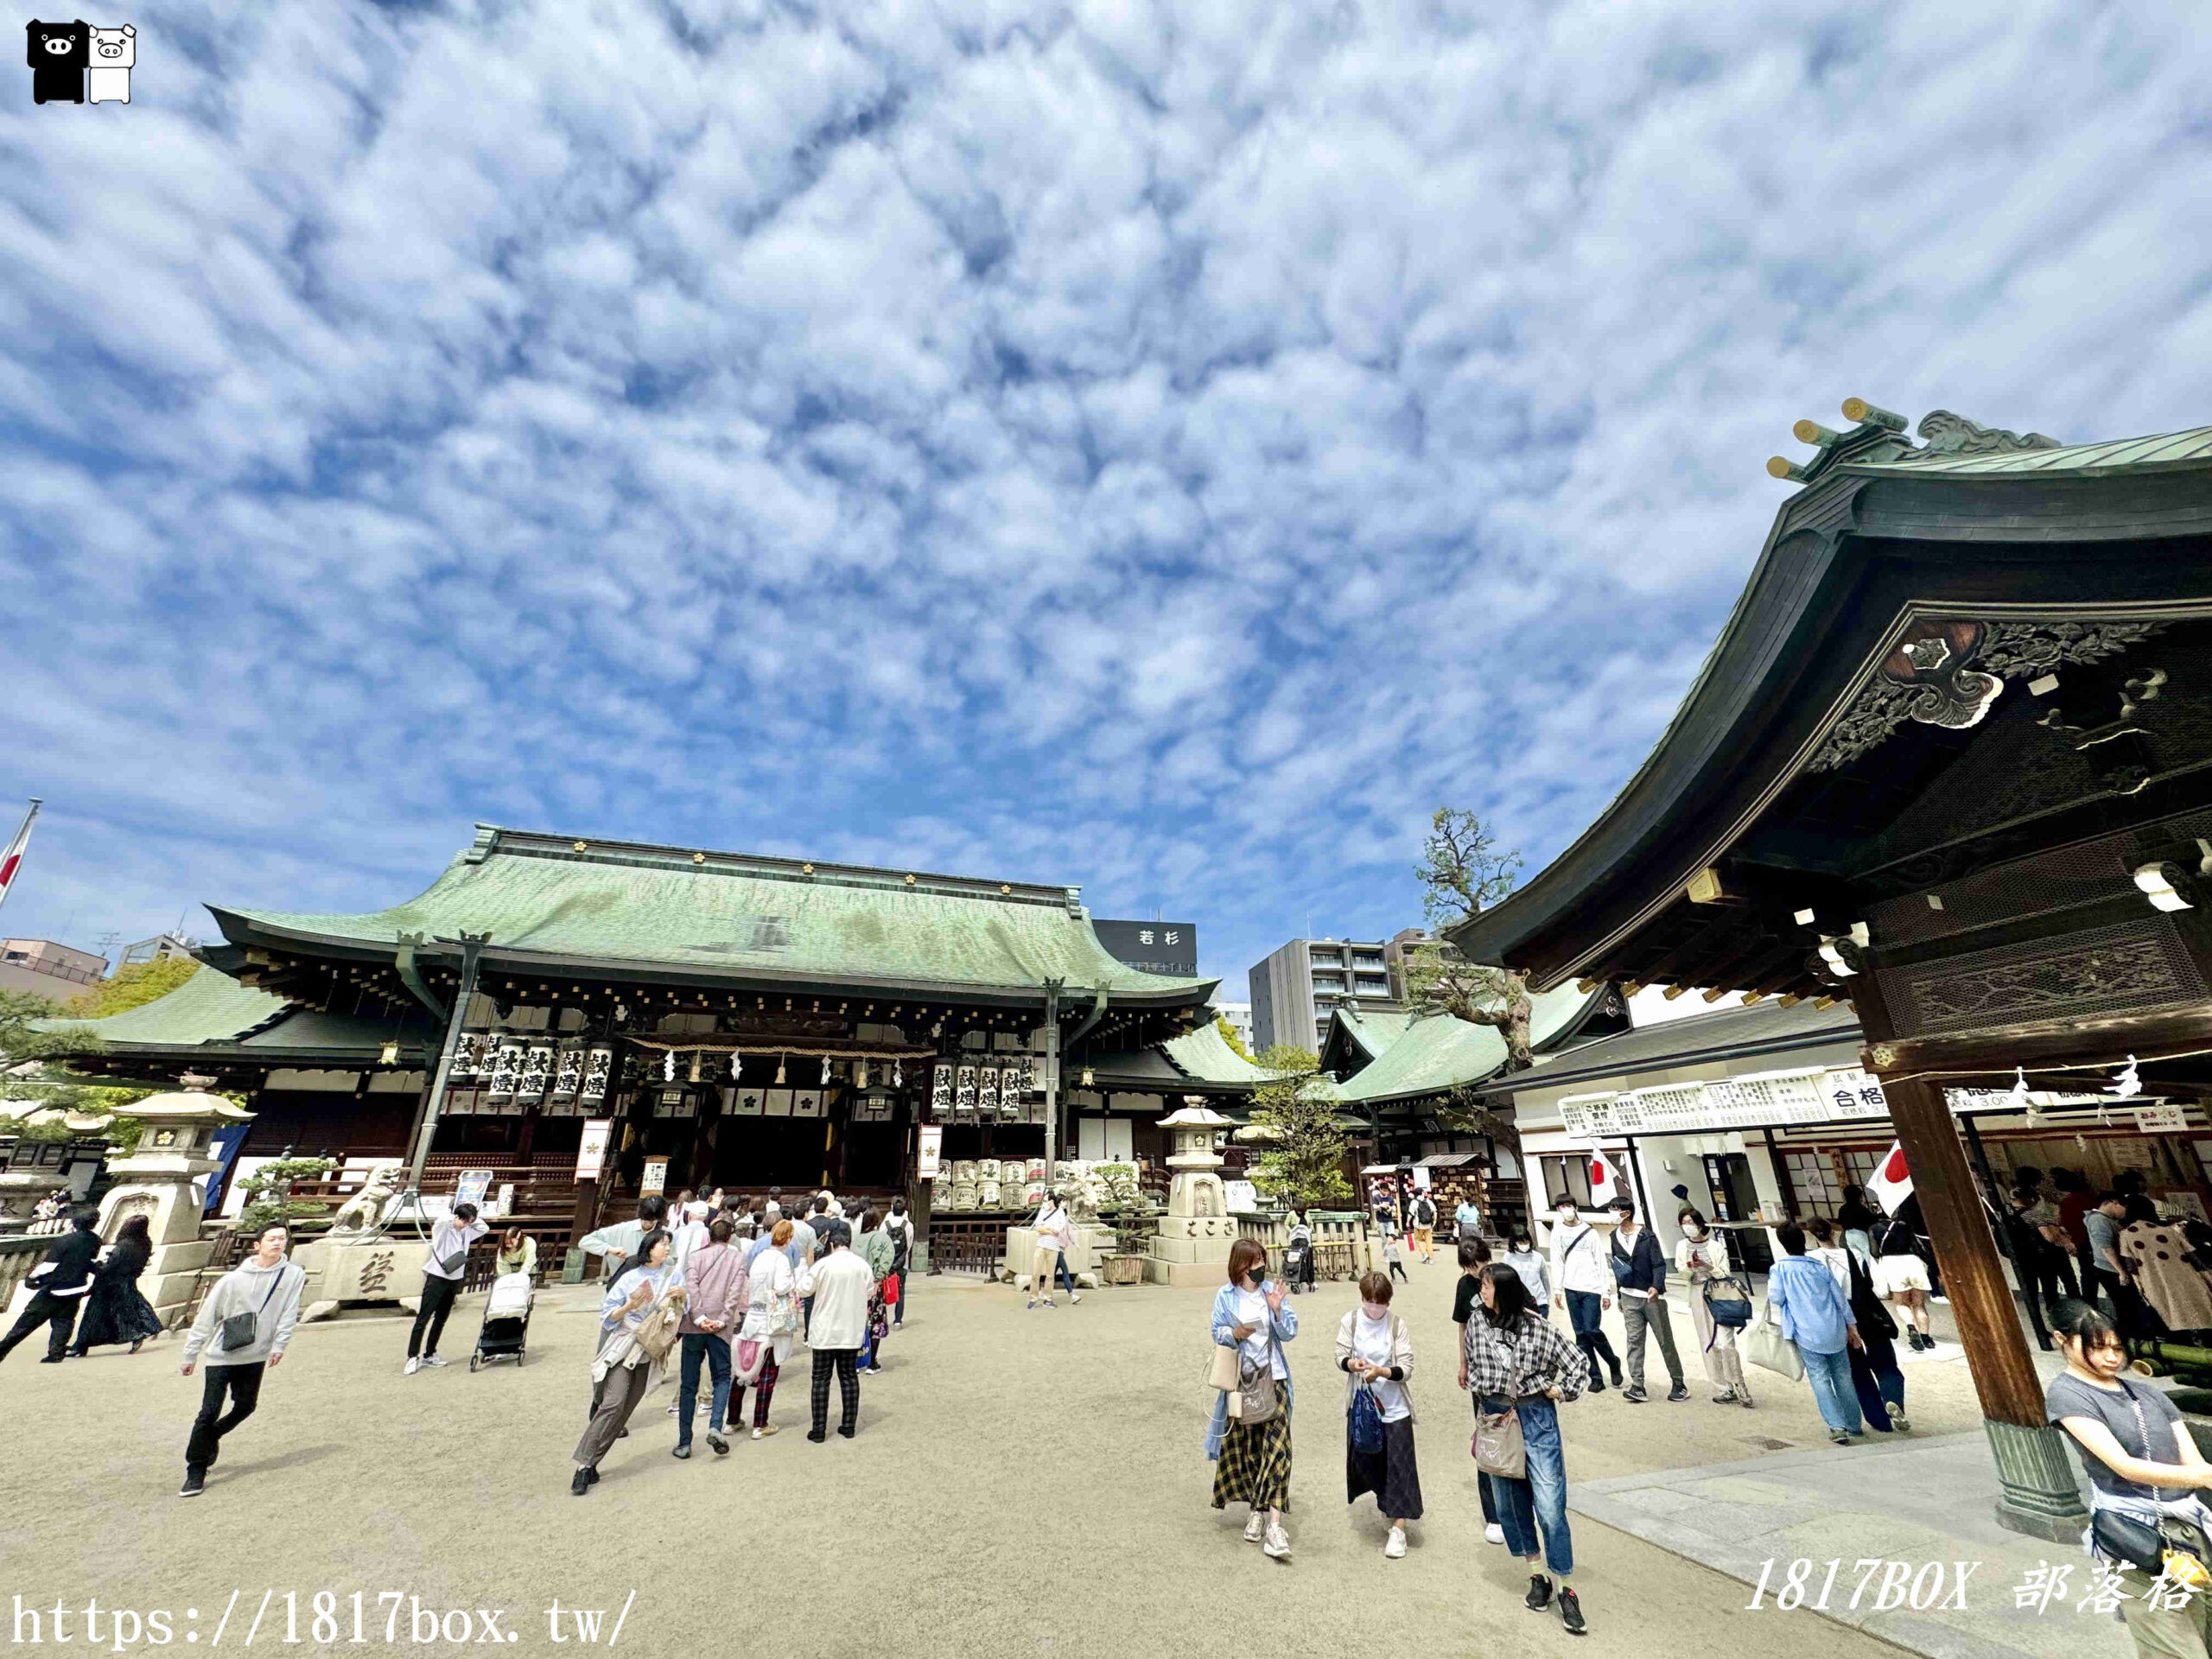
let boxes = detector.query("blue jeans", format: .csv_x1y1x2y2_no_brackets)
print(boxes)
1563,1290,1618,1388
677,1332,731,1444
1802,1344,1863,1434
1483,1397,1573,1576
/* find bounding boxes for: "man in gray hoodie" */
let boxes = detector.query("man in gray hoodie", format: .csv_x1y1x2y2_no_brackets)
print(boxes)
179,1221,306,1497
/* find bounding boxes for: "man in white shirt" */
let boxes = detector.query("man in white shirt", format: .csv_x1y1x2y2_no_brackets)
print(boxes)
1545,1199,1623,1393
802,1224,874,1442
405,1201,487,1375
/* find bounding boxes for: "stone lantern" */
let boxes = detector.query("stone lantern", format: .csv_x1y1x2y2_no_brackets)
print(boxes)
95,1075,253,1321
1145,1097,1238,1286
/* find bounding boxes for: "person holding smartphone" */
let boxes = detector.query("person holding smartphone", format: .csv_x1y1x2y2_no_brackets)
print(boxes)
1207,1238,1299,1560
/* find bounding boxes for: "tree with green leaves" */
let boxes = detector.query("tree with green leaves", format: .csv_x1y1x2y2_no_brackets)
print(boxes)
1244,1043,1351,1212
1404,805,1537,1071
66,954,198,1018
1215,1014,1255,1062
0,988,102,1064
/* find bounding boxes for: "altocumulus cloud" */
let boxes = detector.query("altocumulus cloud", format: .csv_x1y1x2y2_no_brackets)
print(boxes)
1,0,2207,982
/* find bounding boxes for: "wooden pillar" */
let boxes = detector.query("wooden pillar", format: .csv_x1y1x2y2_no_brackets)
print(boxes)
1880,1069,2087,1541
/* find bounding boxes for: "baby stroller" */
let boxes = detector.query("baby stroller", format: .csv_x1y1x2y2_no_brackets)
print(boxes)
1284,1229,1314,1294
469,1271,534,1371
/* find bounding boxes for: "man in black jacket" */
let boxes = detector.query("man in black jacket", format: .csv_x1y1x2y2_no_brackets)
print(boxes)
1607,1197,1688,1403
1,1206,101,1363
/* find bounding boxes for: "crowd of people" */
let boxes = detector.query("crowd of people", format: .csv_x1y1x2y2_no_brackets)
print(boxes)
567,1185,911,1492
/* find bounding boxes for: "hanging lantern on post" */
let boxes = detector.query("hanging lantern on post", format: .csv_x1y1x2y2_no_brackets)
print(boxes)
775,1054,787,1085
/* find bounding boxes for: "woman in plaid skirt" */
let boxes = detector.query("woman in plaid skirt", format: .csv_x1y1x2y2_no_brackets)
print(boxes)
1206,1239,1299,1560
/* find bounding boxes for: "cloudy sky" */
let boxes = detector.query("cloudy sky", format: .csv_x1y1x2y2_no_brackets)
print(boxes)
1,0,2204,989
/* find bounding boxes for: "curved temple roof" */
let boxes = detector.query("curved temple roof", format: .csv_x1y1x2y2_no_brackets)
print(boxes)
212,824,1217,1005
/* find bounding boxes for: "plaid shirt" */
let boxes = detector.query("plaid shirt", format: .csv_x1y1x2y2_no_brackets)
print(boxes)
1462,1308,1587,1404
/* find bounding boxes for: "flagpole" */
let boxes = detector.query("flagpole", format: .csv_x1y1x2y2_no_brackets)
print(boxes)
0,798,42,923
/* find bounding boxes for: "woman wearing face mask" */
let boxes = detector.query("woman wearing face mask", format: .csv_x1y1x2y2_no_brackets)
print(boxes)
2048,1300,2212,1657
1208,1238,1299,1560
1502,1229,1550,1313
1675,1207,1751,1408
1546,1199,1620,1392
1338,1272,1421,1558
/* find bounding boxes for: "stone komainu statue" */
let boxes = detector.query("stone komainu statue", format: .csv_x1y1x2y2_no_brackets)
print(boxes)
329,1160,405,1235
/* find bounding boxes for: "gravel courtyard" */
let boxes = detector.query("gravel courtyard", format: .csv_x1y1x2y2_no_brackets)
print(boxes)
3,1255,1978,1657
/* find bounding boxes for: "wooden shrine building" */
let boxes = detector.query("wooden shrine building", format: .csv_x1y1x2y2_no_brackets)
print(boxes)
1448,404,2212,1539
60,824,1218,1248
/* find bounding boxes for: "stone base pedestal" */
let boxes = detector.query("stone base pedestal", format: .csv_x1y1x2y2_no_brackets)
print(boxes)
143,1239,214,1325
1143,1257,1234,1287
1985,1417,2091,1543
296,1237,433,1324
1000,1224,1110,1285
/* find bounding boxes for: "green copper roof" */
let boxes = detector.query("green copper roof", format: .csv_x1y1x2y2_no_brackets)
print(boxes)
1843,424,2212,477
40,963,289,1048
1331,1007,1418,1064
1333,985,1593,1107
39,964,436,1059
1160,1022,1303,1086
213,825,1215,1003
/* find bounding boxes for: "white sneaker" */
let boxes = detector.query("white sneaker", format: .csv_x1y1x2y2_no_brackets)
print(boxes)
1262,1524,1291,1560
1071,1294,1082,1304
423,1356,450,1368
1243,1512,1266,1543
1384,1528,1407,1559
404,1357,420,1376
1484,1522,1505,1546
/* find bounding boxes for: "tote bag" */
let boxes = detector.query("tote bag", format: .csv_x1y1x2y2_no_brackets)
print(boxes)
1744,1300,1803,1382
1207,1337,1244,1420
1474,1407,1526,1479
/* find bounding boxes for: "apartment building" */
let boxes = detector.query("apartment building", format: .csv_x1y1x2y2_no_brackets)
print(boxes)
0,938,108,1005
1247,933,1411,1052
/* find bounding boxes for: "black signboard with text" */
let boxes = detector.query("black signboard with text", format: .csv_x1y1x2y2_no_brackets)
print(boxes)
1092,918,1198,977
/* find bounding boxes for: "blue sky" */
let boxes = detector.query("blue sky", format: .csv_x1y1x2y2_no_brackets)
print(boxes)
2,0,2207,991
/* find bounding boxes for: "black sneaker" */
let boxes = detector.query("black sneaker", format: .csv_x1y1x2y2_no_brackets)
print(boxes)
1607,1367,1624,1389
1667,1383,1690,1402
1525,1574,1553,1612
806,1429,828,1443
569,1469,591,1497
837,1425,855,1440
1558,1586,1586,1635
584,1466,599,1486
1621,1386,1648,1403
706,1433,728,1456
180,1467,207,1497
1588,1374,1606,1393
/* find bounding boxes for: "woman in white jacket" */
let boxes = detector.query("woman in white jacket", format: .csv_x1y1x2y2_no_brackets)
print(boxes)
734,1218,800,1440
1675,1207,1751,1408
1335,1272,1422,1557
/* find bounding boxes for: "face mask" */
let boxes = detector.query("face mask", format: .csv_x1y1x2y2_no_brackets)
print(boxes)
1556,1210,1576,1223
1361,1302,1390,1321
1511,1241,1531,1255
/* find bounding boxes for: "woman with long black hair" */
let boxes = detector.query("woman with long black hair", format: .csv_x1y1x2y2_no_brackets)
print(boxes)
69,1213,164,1357
1465,1262,1589,1634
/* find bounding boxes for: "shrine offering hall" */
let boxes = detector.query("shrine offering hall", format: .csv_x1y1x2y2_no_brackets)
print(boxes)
76,826,1219,1243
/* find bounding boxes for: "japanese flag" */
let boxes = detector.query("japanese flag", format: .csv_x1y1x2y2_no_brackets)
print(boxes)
0,803,36,902
1866,1141,1914,1214
1586,1150,1621,1209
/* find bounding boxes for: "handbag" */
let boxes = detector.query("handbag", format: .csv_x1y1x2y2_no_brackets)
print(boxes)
1701,1275,1754,1329
1474,1406,1527,1478
1238,1322,1283,1424
1744,1300,1804,1382
733,1337,768,1384
219,1272,284,1354
1349,1382,1385,1453
634,1300,682,1363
